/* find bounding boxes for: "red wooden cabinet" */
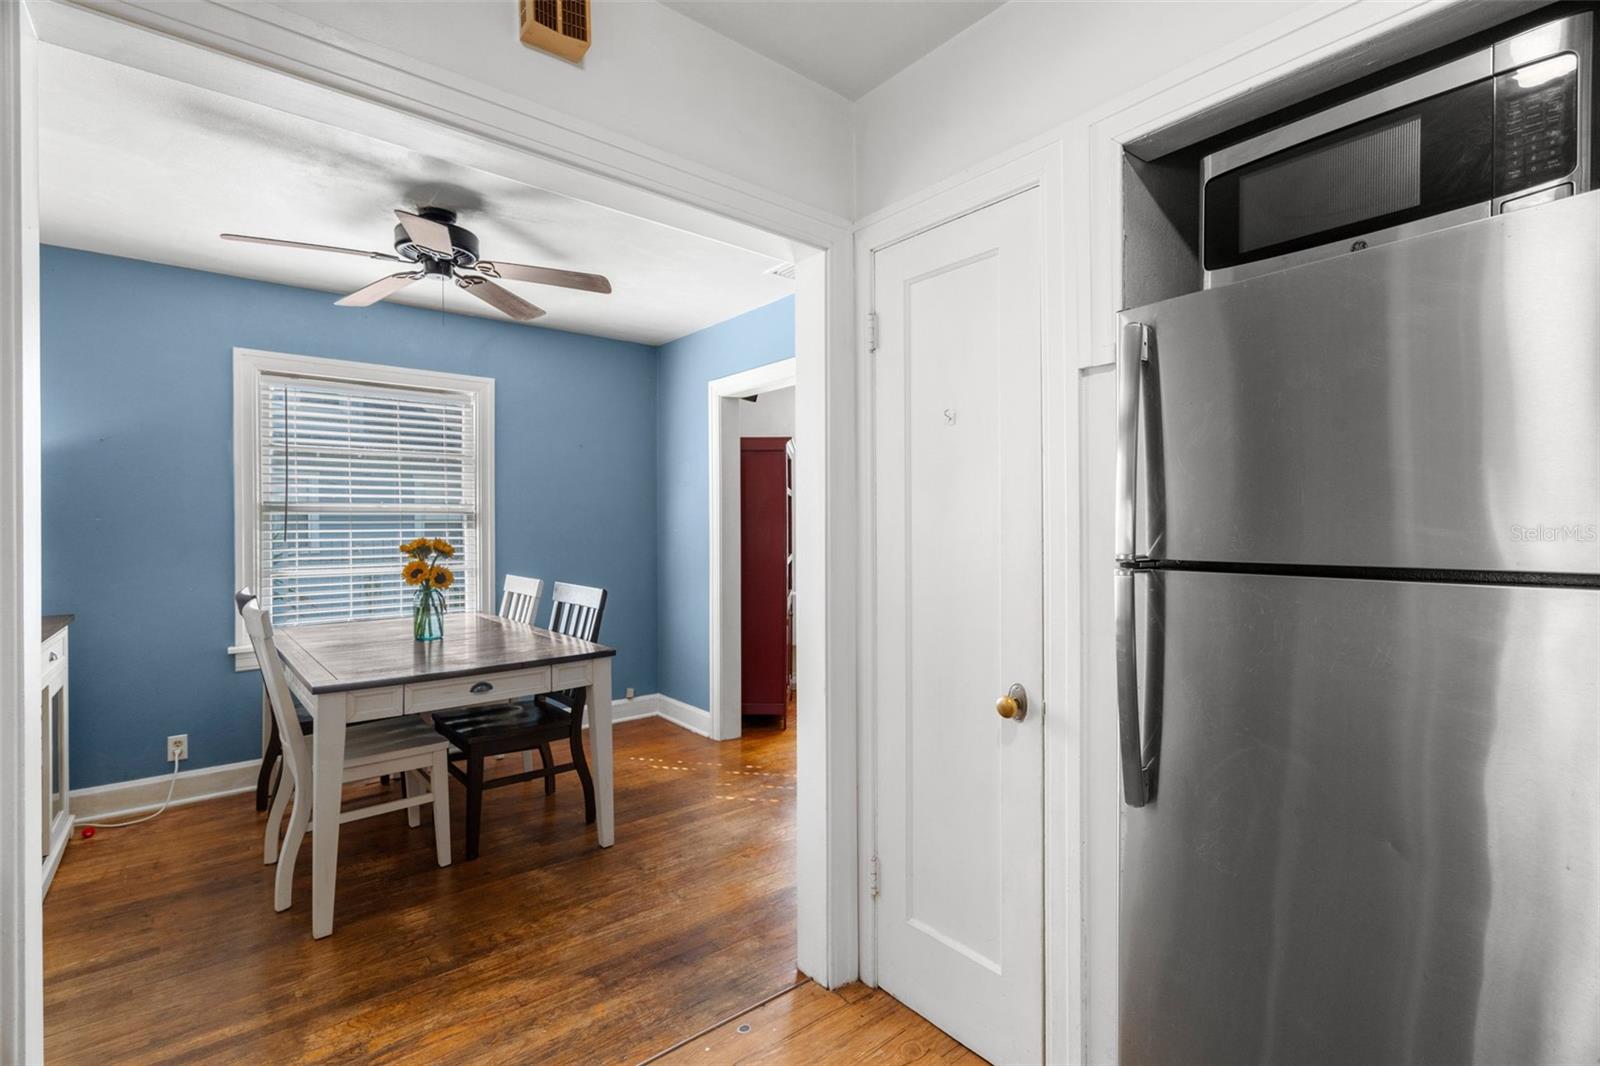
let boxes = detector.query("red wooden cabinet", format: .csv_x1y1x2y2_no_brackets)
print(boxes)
740,437,791,726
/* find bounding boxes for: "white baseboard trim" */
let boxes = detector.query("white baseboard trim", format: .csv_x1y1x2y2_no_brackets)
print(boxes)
584,693,659,728
72,758,258,822
71,694,717,820
584,692,712,736
651,694,714,737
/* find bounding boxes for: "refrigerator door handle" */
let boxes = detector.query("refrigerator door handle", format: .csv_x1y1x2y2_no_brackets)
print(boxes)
1115,569,1153,807
1115,322,1149,563
1116,321,1153,808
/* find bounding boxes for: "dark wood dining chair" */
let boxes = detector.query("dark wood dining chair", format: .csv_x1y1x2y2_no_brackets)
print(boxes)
431,582,608,860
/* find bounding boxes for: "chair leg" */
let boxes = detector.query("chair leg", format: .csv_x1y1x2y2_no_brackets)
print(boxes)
404,770,422,828
264,770,292,865
256,726,282,813
465,752,485,862
538,742,557,794
274,785,310,912
570,731,596,825
430,752,452,867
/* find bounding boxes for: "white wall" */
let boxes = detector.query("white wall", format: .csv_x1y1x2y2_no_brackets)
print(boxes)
853,0,1313,217
739,385,795,437
272,0,856,220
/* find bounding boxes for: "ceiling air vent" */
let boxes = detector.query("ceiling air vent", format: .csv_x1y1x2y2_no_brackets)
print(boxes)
519,0,590,62
766,262,798,281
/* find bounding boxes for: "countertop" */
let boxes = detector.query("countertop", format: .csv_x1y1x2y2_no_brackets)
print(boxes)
42,615,73,643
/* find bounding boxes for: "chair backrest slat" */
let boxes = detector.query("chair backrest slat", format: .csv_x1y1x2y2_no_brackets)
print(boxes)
498,574,544,626
235,588,310,794
548,581,607,643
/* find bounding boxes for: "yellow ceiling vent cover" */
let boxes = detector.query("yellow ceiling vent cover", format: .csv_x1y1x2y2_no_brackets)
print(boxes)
519,0,590,62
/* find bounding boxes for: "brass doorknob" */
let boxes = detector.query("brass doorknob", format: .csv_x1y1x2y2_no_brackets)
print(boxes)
996,683,1028,722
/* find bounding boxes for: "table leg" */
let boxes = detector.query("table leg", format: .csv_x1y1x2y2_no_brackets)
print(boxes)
590,657,614,847
310,692,348,938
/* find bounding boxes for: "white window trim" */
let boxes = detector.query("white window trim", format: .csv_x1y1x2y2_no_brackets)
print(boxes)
230,347,496,670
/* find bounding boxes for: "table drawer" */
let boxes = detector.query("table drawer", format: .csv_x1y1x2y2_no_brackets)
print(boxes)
41,631,67,684
552,661,593,690
347,687,403,724
404,667,552,714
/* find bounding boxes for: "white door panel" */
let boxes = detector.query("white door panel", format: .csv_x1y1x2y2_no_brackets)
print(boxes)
873,188,1044,1064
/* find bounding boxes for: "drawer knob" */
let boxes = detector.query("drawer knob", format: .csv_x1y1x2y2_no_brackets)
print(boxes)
470,681,494,694
48,652,58,662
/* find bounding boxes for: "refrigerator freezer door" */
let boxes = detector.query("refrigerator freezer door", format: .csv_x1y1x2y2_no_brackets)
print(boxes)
1120,571,1599,1066
1119,191,1599,574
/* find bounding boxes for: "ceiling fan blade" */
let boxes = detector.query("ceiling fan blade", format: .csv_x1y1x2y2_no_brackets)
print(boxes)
221,233,402,261
477,260,612,294
455,273,545,321
395,210,456,258
335,271,425,308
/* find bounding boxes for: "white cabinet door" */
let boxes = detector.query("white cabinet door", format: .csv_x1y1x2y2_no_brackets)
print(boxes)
871,188,1045,1064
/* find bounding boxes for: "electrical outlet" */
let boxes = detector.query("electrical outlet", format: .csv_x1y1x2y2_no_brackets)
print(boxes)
625,687,635,700
166,734,188,762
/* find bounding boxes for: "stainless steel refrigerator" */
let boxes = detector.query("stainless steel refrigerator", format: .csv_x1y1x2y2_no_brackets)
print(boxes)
1115,191,1599,1065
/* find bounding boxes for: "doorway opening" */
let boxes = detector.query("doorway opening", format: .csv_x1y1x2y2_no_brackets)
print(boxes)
708,359,798,742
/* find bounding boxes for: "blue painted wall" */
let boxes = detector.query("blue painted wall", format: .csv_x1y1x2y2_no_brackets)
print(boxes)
42,247,660,788
654,297,795,709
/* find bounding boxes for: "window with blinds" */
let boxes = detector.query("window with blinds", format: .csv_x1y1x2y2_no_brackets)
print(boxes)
251,369,484,629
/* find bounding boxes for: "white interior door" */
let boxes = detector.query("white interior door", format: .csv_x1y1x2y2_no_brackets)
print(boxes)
871,188,1044,1064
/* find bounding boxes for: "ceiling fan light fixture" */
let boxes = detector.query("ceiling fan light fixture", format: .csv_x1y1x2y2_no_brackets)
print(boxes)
221,204,610,322
393,207,479,267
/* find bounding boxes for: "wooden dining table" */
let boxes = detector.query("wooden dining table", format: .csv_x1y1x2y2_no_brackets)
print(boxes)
271,611,617,938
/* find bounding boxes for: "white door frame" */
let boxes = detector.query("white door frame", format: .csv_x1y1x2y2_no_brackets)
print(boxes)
708,358,798,742
849,2,1509,1061
5,0,859,1013
0,1,43,1060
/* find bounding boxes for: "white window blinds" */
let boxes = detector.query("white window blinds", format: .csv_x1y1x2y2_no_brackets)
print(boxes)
256,374,480,628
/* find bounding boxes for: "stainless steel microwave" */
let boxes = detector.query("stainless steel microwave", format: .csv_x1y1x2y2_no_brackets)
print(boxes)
1202,11,1593,287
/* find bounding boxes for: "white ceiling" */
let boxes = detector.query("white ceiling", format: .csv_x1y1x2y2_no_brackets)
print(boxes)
660,0,1002,100
35,44,795,346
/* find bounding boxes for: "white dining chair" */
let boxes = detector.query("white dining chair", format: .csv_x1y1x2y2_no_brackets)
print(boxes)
235,590,452,916
499,574,545,626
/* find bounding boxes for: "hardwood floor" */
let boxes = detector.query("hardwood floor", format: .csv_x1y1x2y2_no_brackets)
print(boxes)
649,980,985,1065
45,717,814,1064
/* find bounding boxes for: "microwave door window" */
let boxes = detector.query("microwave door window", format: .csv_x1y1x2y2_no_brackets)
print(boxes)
1204,78,1495,272
1238,116,1422,254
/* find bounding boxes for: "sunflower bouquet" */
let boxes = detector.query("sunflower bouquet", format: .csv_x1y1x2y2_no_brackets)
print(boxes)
401,537,456,642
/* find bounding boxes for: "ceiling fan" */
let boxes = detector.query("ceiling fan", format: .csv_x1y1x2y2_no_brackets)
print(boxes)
220,207,612,322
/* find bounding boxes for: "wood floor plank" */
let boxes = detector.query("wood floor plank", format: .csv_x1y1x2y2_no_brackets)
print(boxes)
654,980,849,1063
652,982,985,1065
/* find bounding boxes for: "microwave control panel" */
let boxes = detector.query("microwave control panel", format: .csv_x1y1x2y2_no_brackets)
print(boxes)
1495,56,1580,196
